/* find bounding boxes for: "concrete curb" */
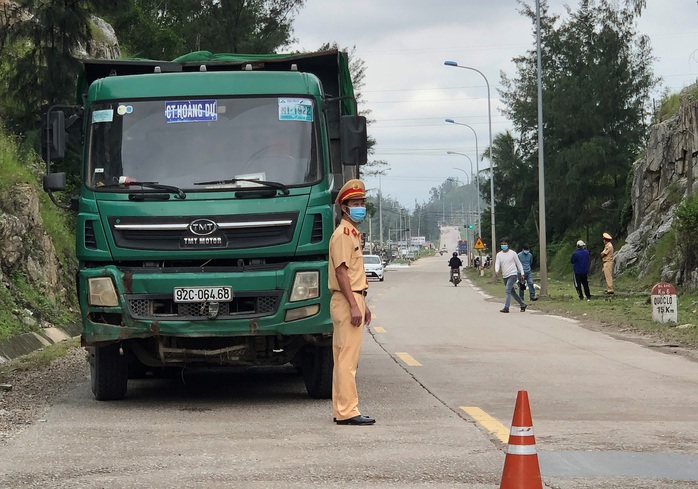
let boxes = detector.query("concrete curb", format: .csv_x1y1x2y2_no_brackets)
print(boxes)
0,324,81,364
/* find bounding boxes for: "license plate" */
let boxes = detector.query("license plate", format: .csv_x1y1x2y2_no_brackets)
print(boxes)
173,286,233,303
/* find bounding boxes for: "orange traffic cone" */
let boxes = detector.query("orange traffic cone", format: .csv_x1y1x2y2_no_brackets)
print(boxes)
499,390,543,489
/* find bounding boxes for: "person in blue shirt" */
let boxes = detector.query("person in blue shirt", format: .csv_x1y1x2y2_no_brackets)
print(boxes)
517,244,537,301
571,240,591,301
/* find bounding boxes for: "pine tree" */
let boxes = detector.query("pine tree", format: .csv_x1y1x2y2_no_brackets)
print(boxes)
499,0,657,242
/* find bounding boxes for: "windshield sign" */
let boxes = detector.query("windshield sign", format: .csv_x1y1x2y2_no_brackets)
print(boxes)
87,97,319,190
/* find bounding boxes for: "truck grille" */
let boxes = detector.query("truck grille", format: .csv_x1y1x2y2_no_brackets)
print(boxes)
310,214,323,243
109,212,298,251
126,292,281,319
84,221,97,249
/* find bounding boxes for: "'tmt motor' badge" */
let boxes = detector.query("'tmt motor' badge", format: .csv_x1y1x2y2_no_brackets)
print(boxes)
182,219,226,248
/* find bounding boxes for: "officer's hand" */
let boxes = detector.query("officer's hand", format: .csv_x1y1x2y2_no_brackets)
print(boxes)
350,304,362,326
364,306,372,326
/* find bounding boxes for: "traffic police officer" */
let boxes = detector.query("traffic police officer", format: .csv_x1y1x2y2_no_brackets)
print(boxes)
601,232,614,294
328,179,375,425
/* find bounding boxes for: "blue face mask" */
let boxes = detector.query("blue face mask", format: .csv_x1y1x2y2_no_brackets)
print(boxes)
347,206,366,223
501,244,508,251
522,250,529,254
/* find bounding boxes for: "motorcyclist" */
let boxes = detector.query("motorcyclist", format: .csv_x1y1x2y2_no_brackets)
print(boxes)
448,252,463,283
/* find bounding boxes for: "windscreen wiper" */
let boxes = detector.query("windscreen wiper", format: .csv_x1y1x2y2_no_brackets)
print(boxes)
99,181,186,199
194,178,290,195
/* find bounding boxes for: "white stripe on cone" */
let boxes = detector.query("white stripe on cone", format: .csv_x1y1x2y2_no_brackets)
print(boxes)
510,426,534,436
506,444,538,455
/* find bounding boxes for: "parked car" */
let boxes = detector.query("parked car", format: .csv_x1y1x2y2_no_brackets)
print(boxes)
363,254,385,281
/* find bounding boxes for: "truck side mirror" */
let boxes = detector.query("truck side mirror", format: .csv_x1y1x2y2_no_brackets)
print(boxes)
43,172,66,192
41,110,66,162
340,115,367,166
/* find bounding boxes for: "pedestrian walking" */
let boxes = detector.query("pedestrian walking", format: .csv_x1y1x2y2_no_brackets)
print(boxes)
571,240,591,301
494,237,526,313
517,244,537,301
328,179,375,426
600,232,614,295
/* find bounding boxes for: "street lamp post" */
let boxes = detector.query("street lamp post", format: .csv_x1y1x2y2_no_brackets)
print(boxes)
444,61,495,263
445,119,481,238
450,167,473,262
448,154,473,182
451,165,471,185
535,0,548,296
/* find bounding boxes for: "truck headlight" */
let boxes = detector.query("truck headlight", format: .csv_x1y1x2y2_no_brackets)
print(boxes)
88,277,119,307
290,271,319,302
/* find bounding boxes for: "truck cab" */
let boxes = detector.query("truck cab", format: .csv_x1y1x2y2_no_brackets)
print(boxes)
41,50,367,400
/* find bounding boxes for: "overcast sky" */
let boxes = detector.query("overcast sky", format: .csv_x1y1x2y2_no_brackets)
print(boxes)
287,0,698,210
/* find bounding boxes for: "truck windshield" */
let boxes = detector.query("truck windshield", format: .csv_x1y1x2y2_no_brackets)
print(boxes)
86,96,319,190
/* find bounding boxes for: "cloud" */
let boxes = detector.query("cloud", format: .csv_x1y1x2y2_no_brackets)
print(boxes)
289,0,698,209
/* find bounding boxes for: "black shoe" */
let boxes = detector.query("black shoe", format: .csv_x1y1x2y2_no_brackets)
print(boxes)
500,308,509,313
520,304,527,312
605,291,614,295
579,296,584,300
531,297,538,301
335,415,375,425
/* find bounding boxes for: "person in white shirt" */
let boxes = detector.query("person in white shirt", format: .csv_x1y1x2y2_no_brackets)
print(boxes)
494,237,526,313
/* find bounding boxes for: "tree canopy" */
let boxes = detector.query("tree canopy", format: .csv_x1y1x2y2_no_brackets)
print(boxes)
0,0,306,133
107,0,305,60
495,0,657,249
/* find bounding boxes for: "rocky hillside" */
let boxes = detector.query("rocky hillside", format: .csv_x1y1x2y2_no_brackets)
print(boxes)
0,15,120,340
615,84,698,286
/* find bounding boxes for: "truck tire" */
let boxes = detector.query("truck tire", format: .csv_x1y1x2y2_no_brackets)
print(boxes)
90,344,128,401
302,345,333,399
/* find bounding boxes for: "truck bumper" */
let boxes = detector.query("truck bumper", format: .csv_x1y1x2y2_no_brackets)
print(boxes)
78,262,331,345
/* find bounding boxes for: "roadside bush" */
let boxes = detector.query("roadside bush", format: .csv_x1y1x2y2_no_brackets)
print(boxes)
673,194,698,280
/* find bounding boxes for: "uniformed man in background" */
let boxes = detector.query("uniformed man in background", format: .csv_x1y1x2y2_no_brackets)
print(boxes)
601,232,614,295
328,179,374,426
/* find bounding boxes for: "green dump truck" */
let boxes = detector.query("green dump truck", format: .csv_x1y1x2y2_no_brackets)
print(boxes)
41,50,367,400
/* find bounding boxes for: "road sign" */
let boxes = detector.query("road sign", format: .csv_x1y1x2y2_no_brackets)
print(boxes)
651,282,677,323
473,236,486,250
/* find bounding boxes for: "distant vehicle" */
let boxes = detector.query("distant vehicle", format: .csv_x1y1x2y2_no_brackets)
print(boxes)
363,254,385,281
405,252,415,260
457,240,468,255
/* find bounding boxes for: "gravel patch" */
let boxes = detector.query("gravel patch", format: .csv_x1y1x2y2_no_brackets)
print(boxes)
0,346,86,444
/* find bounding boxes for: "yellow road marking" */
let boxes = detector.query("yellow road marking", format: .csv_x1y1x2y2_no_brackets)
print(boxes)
395,352,422,366
460,406,510,443
373,326,386,333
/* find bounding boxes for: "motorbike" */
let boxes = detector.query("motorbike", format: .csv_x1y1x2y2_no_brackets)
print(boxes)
449,268,461,287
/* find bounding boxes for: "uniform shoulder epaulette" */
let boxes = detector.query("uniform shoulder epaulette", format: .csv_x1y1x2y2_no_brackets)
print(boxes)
343,227,350,235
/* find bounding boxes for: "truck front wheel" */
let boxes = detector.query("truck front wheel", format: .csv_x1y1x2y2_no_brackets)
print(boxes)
302,345,333,399
90,344,128,401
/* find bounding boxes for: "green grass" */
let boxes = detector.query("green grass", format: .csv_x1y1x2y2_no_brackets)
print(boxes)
0,129,78,341
466,267,698,348
0,132,35,191
0,337,80,382
0,284,37,340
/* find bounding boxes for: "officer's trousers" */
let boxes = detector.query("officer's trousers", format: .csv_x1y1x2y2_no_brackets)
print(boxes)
330,291,366,420
602,261,614,292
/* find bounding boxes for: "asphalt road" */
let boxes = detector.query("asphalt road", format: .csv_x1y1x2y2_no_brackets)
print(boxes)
1,245,698,487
